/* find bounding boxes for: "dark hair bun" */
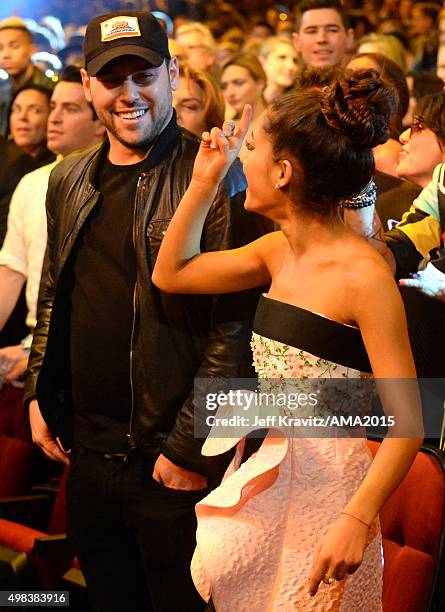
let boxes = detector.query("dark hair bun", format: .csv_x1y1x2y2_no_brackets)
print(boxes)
321,69,396,149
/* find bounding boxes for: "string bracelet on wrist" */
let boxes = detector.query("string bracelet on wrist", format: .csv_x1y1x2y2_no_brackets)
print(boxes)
340,180,377,209
340,511,371,528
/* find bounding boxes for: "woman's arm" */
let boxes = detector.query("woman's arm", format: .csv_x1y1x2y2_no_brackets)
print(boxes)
344,257,423,516
152,106,271,294
309,257,423,595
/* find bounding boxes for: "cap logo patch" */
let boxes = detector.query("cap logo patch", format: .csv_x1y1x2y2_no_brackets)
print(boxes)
100,15,141,42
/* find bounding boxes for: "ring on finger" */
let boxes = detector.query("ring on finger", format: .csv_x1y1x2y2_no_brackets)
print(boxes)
222,120,236,137
322,574,335,585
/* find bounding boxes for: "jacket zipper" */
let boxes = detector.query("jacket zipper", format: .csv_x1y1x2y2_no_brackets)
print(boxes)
127,283,138,449
127,175,145,448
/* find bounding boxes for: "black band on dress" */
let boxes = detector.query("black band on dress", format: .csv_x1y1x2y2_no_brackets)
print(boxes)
253,295,372,374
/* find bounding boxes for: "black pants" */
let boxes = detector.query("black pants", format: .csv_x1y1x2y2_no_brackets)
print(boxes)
66,447,208,612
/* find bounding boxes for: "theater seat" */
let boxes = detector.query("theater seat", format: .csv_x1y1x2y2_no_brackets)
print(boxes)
368,439,445,612
0,386,28,440
0,386,59,494
0,434,36,498
0,467,73,589
0,387,40,500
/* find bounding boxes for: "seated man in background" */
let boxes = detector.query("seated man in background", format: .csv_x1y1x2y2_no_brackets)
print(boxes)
0,136,37,247
8,84,54,168
0,17,54,136
0,84,53,349
292,0,354,69
0,65,104,386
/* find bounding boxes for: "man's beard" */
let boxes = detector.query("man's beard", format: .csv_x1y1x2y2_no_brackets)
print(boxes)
101,97,173,151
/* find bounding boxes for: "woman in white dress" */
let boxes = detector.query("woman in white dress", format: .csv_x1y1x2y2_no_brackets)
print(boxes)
152,69,423,611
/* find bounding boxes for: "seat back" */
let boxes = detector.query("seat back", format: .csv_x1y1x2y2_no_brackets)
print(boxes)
0,386,29,441
0,433,36,497
368,440,445,612
48,466,69,535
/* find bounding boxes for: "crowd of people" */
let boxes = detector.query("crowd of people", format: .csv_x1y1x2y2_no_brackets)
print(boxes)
0,0,443,611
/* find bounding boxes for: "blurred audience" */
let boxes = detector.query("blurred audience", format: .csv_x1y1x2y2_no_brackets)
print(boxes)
249,20,274,42
214,41,238,71
0,17,54,136
8,84,53,164
404,71,444,127
175,22,216,73
220,52,267,123
436,43,445,82
0,65,104,386
258,36,298,103
168,39,186,64
220,52,267,162
398,93,445,189
348,52,409,177
0,82,53,352
0,137,36,248
293,0,354,68
410,2,440,72
377,93,445,227
58,31,84,68
173,62,224,136
356,32,406,70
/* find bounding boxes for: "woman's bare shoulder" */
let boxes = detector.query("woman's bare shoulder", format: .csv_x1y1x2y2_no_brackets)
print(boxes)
249,230,287,271
339,234,398,303
248,230,286,253
344,233,392,271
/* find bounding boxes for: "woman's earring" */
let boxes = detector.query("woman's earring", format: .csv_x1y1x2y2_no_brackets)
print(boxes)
274,182,280,190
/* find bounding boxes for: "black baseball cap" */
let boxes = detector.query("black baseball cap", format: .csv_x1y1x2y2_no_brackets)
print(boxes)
84,11,171,76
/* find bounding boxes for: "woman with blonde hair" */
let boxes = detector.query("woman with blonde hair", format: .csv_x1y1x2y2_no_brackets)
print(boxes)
220,52,267,124
258,36,299,103
356,33,407,71
220,53,267,160
173,62,225,137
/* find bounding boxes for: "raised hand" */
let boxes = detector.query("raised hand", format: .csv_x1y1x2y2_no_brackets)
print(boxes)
191,104,252,188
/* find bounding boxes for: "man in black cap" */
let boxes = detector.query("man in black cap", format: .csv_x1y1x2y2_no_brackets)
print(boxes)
25,10,268,612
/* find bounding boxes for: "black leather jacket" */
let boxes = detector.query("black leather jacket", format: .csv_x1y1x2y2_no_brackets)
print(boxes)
24,119,271,476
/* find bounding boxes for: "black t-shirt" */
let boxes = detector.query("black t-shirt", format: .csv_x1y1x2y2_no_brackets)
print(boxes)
70,156,149,452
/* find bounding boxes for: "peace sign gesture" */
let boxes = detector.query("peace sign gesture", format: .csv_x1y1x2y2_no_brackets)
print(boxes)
191,105,252,188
